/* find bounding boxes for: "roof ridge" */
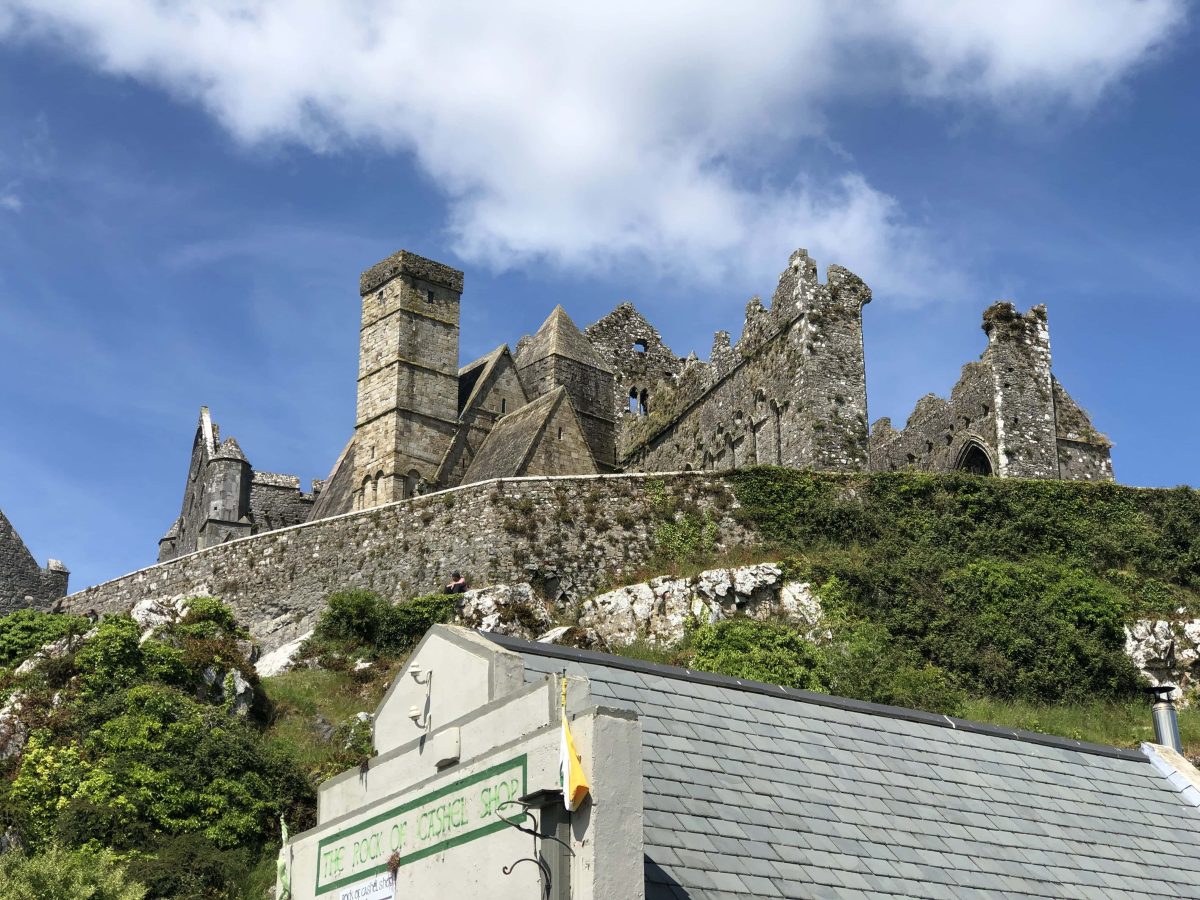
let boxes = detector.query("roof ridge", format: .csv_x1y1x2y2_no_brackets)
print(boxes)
482,631,1147,762
518,305,613,372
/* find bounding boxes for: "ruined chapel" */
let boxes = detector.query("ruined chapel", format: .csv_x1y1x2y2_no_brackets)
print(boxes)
156,247,1113,562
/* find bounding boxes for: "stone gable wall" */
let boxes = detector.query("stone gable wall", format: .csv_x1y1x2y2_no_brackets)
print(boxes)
618,251,871,475
1,509,67,613
517,355,616,468
67,473,755,653
867,303,1113,482
584,302,684,421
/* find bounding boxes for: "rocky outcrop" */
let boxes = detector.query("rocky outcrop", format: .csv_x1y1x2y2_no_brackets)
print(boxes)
256,631,312,678
1125,619,1200,699
441,563,826,649
0,693,28,761
455,584,556,638
131,596,188,642
578,563,826,649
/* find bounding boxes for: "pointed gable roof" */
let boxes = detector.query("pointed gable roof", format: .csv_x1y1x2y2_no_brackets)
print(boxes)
462,385,595,483
458,344,518,416
516,305,613,373
461,388,563,483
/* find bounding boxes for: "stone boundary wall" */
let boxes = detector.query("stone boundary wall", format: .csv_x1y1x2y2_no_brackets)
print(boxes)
65,473,756,654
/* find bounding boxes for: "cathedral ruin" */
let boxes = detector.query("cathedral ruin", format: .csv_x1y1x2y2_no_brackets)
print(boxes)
155,246,1113,560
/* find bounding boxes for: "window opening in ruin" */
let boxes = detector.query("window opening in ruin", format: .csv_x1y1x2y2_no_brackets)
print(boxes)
558,427,564,440
639,389,649,416
633,339,648,354
426,289,435,303
956,442,994,476
501,398,507,414
982,404,990,417
628,387,639,415
769,399,784,465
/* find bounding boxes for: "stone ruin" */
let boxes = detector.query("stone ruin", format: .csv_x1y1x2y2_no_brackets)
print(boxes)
0,507,68,614
150,245,1113,563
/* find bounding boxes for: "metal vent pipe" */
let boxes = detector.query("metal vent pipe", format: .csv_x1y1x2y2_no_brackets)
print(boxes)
1147,685,1183,754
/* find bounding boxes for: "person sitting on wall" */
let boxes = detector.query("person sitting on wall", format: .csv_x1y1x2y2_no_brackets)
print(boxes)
445,571,468,594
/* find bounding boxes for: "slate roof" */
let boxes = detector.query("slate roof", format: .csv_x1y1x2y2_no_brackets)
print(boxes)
485,633,1200,900
517,305,614,372
462,387,568,483
306,436,356,520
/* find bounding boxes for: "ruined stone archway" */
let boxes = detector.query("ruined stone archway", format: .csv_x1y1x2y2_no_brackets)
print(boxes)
955,440,995,476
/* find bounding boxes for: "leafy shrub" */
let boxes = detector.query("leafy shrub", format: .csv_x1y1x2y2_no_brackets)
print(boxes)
691,619,822,690
315,590,385,646
0,602,314,894
378,594,457,652
0,842,146,900
817,619,964,715
73,616,145,701
0,609,87,668
314,590,456,657
176,596,244,641
935,559,1139,702
729,468,1181,704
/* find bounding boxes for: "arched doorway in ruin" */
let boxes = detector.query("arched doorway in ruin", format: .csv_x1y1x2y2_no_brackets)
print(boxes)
955,440,995,476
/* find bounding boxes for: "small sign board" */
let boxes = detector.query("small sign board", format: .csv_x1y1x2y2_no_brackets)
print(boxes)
334,871,394,900
315,755,527,895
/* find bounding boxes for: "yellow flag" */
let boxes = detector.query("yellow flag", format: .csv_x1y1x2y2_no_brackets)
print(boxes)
559,679,590,811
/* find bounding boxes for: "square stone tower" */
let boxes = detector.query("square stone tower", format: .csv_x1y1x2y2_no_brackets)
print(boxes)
354,250,464,509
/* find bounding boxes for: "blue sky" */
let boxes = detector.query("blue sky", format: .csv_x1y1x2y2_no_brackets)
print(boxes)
1,1,1197,591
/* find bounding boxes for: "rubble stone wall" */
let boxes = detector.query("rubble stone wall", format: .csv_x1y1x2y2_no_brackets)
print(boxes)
1,508,67,613
619,251,872,476
65,473,755,654
869,304,1113,482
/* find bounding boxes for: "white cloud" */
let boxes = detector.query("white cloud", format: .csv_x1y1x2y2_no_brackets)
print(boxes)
0,191,20,212
0,1,1184,300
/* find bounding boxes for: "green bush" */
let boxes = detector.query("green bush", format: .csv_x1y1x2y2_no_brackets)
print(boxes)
0,601,314,893
935,559,1139,702
176,596,244,641
816,619,964,715
729,468,1180,704
0,843,146,900
315,590,456,657
691,619,822,690
379,594,457,652
124,833,253,900
0,609,87,668
315,590,386,646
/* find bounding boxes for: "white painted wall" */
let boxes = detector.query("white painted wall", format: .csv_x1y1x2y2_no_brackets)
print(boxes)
283,627,645,900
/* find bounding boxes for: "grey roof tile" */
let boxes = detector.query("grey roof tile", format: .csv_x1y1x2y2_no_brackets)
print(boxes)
499,636,1200,900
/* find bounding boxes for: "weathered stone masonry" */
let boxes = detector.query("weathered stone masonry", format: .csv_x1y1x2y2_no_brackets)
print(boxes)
869,303,1113,481
71,472,754,653
158,407,316,562
1,507,68,613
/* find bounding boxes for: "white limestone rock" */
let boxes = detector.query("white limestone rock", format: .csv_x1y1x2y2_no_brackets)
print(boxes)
1125,618,1200,699
225,669,255,718
455,584,555,638
578,563,825,649
0,693,28,761
14,628,97,675
131,596,188,642
255,631,312,678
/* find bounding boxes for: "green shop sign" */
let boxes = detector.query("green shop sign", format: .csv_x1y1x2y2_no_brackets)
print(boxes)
315,755,528,895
